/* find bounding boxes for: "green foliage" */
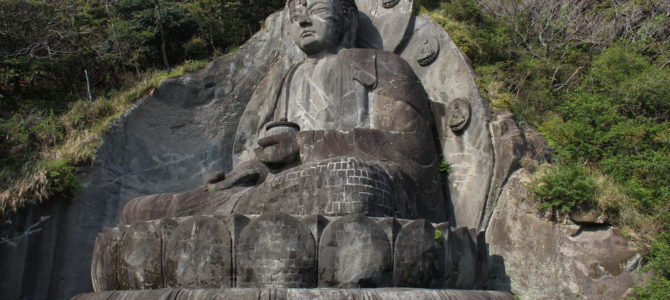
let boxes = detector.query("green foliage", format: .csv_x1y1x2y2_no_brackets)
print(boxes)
635,232,670,299
0,59,207,215
42,159,80,195
433,229,443,243
539,43,670,217
0,111,63,190
530,164,597,214
421,1,668,294
0,0,283,117
183,37,209,59
439,160,451,173
420,0,513,66
0,0,280,214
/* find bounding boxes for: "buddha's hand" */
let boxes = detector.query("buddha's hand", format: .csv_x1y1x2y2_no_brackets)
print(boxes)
254,132,300,168
208,160,268,191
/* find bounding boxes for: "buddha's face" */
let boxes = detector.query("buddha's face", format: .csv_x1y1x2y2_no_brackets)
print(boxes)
288,0,343,55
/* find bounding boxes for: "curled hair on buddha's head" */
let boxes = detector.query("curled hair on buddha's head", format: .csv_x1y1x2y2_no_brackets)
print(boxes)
286,0,359,48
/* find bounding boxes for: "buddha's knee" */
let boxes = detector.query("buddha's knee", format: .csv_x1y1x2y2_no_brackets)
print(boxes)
236,157,416,218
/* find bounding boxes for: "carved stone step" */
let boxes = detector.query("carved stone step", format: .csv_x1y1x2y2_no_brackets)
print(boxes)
74,288,514,300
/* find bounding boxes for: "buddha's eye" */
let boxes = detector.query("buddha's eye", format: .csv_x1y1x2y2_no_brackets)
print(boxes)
310,6,331,15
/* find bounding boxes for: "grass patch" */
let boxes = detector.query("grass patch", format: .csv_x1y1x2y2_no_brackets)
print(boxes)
530,163,598,216
0,59,208,216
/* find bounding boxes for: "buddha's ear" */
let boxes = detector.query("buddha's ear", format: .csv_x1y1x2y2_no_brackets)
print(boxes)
340,5,358,47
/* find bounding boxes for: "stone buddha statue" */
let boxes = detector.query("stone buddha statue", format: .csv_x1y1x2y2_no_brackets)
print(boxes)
82,0,514,296
119,0,447,225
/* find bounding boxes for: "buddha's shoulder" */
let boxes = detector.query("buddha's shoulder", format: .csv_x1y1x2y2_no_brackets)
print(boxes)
339,48,407,63
339,48,415,77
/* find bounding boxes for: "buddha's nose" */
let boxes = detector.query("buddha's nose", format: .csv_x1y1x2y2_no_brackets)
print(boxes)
297,15,312,27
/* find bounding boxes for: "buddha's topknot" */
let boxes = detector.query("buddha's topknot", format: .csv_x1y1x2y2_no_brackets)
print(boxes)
287,0,358,16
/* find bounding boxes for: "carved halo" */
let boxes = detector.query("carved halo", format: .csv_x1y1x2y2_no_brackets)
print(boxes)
448,97,471,133
382,0,400,8
415,37,440,67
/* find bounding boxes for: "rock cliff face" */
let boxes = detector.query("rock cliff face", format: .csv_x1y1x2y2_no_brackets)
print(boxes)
0,12,287,300
484,114,642,300
0,6,641,300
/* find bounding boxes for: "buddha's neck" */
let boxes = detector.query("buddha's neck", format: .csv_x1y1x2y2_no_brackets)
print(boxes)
305,46,344,60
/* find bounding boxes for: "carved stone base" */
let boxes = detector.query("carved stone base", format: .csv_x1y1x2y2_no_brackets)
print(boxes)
73,288,514,300
91,214,486,291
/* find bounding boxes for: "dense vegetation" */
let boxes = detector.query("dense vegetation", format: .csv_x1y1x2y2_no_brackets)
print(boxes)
0,0,283,213
0,0,668,297
417,0,669,297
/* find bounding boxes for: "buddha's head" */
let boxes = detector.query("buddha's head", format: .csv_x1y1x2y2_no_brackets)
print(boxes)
287,0,358,56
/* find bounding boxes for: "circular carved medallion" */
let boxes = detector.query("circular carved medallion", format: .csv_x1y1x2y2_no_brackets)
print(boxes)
448,98,471,133
382,0,400,8
415,37,440,66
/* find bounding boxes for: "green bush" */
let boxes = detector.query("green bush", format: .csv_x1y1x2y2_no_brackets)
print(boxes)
635,232,670,299
530,164,598,215
183,37,209,59
42,159,80,195
433,229,443,243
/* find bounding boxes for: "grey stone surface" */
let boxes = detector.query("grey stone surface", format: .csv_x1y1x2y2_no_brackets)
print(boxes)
301,214,330,247
90,214,483,291
375,217,401,252
486,169,642,299
448,227,477,289
480,113,526,232
221,214,250,287
236,213,317,288
231,157,422,218
354,0,414,52
568,208,609,225
0,10,289,299
393,219,446,288
73,288,515,300
118,221,162,290
400,16,494,229
318,214,393,287
164,216,232,288
474,231,488,289
91,227,123,292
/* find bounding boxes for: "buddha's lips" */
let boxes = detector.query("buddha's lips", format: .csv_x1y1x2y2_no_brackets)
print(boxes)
301,31,316,38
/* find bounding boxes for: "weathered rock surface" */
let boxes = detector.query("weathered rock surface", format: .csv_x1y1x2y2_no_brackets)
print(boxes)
0,11,288,300
164,216,232,288
118,221,162,290
90,227,123,292
486,169,642,299
447,227,478,289
400,15,494,229
237,213,317,288
91,214,482,290
72,288,515,300
393,219,445,287
319,215,392,288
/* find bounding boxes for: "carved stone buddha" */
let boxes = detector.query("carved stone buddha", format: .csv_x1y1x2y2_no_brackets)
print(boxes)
80,0,514,297
119,0,447,225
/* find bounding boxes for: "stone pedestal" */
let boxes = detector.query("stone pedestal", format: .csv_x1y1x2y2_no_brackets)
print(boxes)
73,288,514,300
90,214,489,291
